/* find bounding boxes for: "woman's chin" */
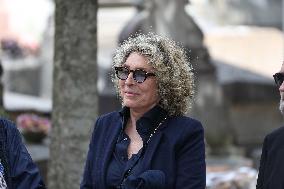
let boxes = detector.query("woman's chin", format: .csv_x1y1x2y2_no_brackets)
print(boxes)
123,99,136,107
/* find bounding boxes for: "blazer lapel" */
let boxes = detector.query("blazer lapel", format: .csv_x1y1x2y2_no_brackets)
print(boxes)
98,117,122,189
141,118,170,169
141,131,164,169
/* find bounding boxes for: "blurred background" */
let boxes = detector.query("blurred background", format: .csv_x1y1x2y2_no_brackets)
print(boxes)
0,0,283,188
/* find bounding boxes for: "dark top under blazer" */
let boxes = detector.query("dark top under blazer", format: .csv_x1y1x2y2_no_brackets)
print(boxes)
257,126,284,189
81,110,206,189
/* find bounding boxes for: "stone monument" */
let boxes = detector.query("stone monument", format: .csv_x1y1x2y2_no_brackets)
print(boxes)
118,0,233,155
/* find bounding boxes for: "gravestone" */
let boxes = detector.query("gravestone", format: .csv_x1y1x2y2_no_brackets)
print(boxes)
2,56,41,96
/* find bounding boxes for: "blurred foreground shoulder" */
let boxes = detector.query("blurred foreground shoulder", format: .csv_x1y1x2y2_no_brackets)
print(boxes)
264,126,284,147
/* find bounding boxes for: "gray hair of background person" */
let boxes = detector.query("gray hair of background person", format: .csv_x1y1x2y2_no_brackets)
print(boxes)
112,33,195,116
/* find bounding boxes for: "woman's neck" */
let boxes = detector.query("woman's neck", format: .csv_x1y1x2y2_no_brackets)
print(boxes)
129,104,157,124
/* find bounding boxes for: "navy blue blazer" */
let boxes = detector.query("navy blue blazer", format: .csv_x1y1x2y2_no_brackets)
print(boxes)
257,126,284,189
81,111,206,189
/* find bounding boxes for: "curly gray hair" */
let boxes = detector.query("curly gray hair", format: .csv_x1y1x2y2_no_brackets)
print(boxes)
112,33,195,116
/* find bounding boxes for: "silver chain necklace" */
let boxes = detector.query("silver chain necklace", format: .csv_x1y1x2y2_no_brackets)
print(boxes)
146,116,167,144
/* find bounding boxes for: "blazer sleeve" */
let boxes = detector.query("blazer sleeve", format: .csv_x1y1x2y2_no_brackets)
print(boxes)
256,135,269,189
80,117,101,189
7,121,46,189
175,121,206,189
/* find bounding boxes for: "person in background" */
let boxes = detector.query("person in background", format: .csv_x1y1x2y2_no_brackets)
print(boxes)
257,62,284,189
0,118,46,189
81,33,205,189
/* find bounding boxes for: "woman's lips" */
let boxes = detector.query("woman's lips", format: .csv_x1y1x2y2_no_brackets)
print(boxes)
124,91,138,97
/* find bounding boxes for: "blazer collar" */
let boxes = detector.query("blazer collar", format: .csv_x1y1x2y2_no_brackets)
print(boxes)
118,105,168,144
98,110,170,186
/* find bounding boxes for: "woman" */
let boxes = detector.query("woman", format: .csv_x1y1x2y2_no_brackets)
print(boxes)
81,33,205,189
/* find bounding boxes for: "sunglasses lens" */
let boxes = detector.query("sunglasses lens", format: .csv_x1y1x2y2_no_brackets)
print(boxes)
133,70,146,83
274,73,284,87
115,67,152,83
116,67,129,80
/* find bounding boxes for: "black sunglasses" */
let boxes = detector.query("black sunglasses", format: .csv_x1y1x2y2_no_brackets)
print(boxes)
114,66,156,83
273,73,284,87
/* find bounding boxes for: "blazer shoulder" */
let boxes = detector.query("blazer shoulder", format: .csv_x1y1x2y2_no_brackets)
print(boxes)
92,111,121,132
98,111,120,120
170,116,203,132
96,111,121,126
0,118,18,135
167,116,205,153
269,126,284,136
265,126,284,144
165,116,204,143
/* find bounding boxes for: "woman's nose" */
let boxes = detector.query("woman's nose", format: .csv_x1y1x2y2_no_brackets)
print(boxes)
125,72,135,85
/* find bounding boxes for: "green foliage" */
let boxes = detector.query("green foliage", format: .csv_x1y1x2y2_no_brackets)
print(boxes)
0,108,10,119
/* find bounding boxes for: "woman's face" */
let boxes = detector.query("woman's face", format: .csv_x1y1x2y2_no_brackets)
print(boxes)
119,52,160,112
